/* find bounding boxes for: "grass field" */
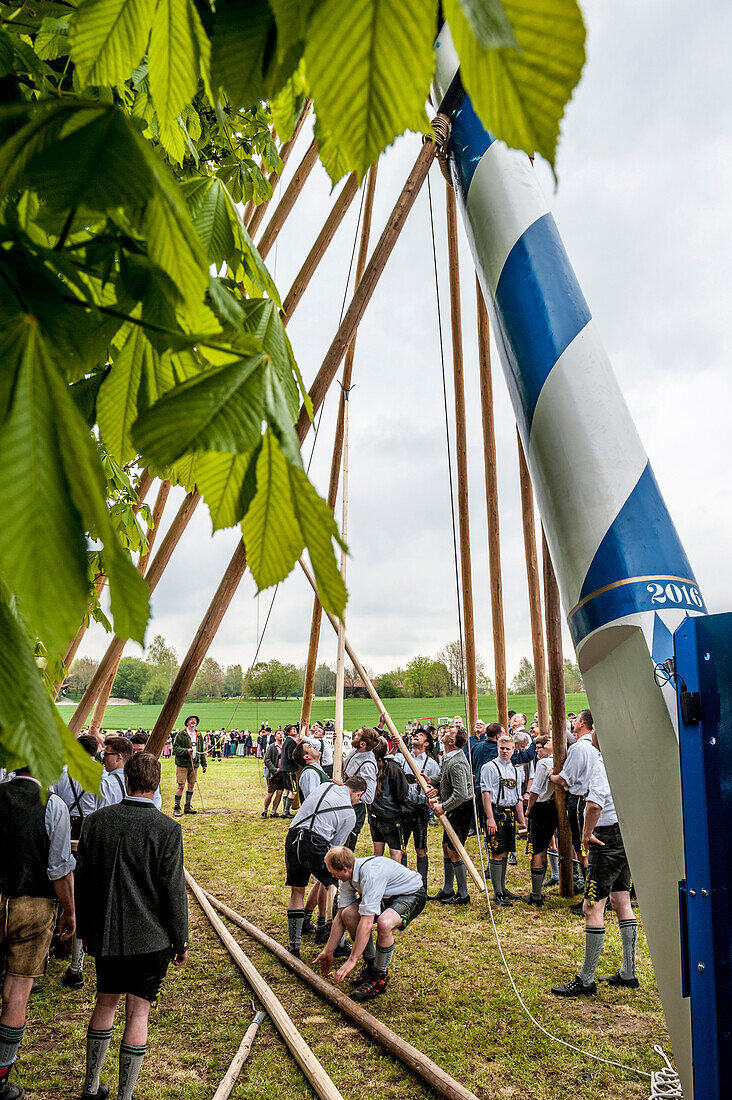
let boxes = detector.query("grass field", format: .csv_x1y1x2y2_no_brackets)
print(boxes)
56,693,590,731
21,760,671,1100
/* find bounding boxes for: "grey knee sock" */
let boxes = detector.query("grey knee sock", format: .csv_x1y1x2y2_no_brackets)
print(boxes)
302,908,314,929
416,855,428,888
184,789,193,806
578,926,605,985
531,866,546,900
442,858,455,894
454,862,468,898
547,850,559,879
373,942,395,974
117,1041,146,1100
619,918,638,979
499,858,508,895
401,852,408,867
363,935,376,963
0,1023,25,1072
84,1026,112,1094
287,908,306,950
70,934,85,973
489,859,503,898
316,911,327,932
174,794,181,810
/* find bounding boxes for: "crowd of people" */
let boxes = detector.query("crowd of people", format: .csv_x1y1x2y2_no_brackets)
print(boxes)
0,708,639,1097
270,709,639,1004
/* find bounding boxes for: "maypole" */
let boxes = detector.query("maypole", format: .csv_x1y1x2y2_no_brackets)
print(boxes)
433,24,705,1093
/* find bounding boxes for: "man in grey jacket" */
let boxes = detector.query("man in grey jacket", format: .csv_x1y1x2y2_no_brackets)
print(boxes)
426,726,475,906
75,753,188,1100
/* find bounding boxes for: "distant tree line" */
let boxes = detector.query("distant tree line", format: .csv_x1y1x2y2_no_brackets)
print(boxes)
66,637,584,704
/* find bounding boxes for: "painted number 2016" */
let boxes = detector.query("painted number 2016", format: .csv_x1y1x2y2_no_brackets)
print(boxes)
647,582,703,608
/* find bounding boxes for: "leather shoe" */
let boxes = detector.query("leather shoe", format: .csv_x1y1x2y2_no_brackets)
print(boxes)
598,971,639,988
551,976,596,997
442,894,470,906
428,889,455,903
493,895,512,907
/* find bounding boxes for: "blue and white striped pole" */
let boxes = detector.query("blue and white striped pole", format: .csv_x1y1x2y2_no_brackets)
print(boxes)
434,26,705,1095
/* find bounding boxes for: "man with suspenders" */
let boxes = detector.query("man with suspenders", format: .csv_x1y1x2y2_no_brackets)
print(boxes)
99,737,133,808
284,777,367,957
315,847,426,1002
481,734,527,907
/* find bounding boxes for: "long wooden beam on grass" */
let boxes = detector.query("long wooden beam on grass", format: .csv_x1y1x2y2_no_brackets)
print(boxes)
301,163,379,734
445,181,478,733
147,128,446,759
542,527,574,898
298,556,485,892
476,280,508,728
245,101,313,240
68,490,201,735
212,1008,267,1100
203,888,482,1100
257,138,320,261
91,479,171,730
185,870,344,1100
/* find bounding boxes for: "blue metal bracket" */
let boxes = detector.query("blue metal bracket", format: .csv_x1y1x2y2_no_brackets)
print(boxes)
674,612,732,1100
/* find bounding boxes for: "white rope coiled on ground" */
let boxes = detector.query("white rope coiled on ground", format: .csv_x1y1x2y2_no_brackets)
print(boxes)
648,1046,683,1099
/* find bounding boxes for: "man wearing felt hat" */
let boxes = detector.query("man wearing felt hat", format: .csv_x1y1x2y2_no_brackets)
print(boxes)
171,715,206,817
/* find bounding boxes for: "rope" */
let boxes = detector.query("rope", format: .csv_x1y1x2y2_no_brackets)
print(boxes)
426,169,489,902
649,1047,683,1098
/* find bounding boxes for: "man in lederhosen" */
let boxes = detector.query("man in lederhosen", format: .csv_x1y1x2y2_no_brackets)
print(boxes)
481,734,526,907
284,777,367,957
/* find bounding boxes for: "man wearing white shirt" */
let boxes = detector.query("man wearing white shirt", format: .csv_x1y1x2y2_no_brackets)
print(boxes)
284,777,367,957
552,745,638,998
524,737,558,906
393,729,439,888
307,722,334,778
316,848,426,1002
550,709,599,896
481,735,526,907
99,737,133,808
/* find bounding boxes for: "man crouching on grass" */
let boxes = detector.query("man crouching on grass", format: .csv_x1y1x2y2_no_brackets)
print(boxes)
314,847,426,1003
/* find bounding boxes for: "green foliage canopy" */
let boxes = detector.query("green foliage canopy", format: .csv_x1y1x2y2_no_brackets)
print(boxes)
0,0,585,789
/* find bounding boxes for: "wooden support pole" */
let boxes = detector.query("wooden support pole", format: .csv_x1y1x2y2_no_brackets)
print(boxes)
333,387,349,782
301,164,379,731
516,430,550,737
212,1009,266,1100
476,280,508,728
91,479,171,729
246,101,313,240
542,528,574,899
54,469,154,698
185,870,344,1100
282,174,360,325
203,888,481,1100
298,557,485,892
147,543,248,756
68,490,201,735
296,130,443,439
148,138,441,759
445,182,478,733
257,139,320,261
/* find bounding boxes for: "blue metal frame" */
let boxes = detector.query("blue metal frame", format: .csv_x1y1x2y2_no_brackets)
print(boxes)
674,612,732,1100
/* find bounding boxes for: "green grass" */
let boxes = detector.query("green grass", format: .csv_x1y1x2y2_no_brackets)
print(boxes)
55,693,589,731
21,760,670,1100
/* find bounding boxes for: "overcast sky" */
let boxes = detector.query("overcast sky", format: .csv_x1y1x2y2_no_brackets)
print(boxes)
80,0,732,686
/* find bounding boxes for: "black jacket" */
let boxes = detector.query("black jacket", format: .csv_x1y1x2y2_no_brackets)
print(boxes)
76,799,188,957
